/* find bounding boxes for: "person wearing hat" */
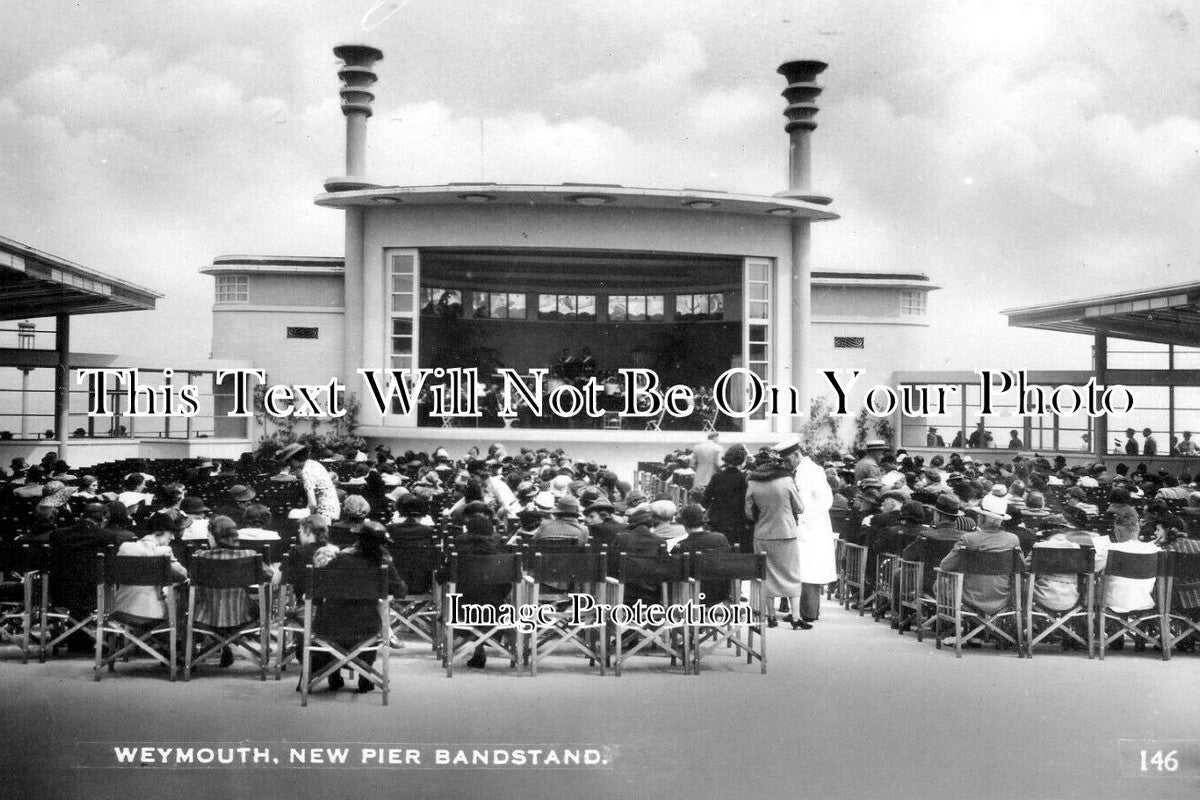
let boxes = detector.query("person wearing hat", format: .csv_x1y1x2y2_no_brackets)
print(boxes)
926,427,945,448
937,493,1024,625
612,508,664,558
179,495,213,543
745,442,805,629
853,440,887,485
900,494,968,596
583,500,626,552
703,444,750,552
191,515,275,668
649,500,685,544
534,495,588,545
215,484,258,527
309,520,405,690
387,495,436,545
112,509,190,629
775,437,837,626
278,443,341,521
329,494,373,547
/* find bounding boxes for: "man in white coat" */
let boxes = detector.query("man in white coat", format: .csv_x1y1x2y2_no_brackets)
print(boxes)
778,437,838,626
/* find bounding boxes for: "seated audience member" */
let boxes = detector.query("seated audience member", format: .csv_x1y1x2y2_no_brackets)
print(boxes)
277,514,331,590
583,500,626,552
387,495,435,545
214,484,257,526
1139,500,1187,543
649,500,686,544
47,502,134,650
612,508,664,557
901,494,966,594
330,495,371,546
180,495,213,543
116,473,154,514
113,512,190,628
938,494,1024,618
507,509,545,546
1030,530,1084,612
1181,491,1200,519
442,515,510,670
1102,537,1161,649
1156,476,1190,502
1105,488,1140,543
1161,530,1200,626
309,521,405,691
672,504,731,603
533,496,588,545
191,516,275,668
237,504,280,541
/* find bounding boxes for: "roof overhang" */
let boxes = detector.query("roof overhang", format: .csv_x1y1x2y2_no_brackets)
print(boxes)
0,234,160,320
1003,280,1200,348
313,183,840,221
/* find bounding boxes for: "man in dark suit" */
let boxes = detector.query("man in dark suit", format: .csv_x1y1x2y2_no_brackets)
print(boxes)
48,503,135,652
901,494,966,594
673,504,731,604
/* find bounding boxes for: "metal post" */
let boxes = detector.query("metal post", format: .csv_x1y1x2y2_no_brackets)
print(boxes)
1094,332,1107,462
54,314,70,459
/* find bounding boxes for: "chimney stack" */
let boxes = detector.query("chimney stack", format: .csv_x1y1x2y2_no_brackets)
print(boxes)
776,60,826,197
329,44,383,189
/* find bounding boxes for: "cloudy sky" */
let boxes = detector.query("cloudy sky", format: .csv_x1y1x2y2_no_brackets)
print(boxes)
2,0,1198,370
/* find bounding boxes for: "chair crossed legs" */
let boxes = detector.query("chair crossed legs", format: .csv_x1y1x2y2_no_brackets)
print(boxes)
525,552,609,675
934,549,1025,658
0,542,41,663
1098,550,1167,660
94,555,181,681
184,554,270,681
441,553,525,677
606,553,690,676
300,563,392,705
688,552,767,675
1024,546,1095,658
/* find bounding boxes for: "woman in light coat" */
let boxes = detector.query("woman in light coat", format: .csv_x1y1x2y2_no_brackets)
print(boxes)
795,451,837,624
744,449,805,629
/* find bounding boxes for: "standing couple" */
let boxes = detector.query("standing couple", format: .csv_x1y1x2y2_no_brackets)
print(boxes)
744,438,838,629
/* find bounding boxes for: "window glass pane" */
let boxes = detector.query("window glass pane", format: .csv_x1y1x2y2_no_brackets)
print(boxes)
391,336,412,355
392,293,412,313
749,344,767,360
749,301,769,318
608,296,627,320
628,296,646,321
647,296,663,321
507,293,526,319
749,325,767,343
577,296,595,320
709,293,724,317
748,283,768,301
748,263,768,282
390,254,414,277
675,295,692,316
472,292,489,318
539,294,557,319
749,363,767,380
392,319,412,336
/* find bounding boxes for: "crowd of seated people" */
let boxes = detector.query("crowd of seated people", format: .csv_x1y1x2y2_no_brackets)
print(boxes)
4,438,1200,677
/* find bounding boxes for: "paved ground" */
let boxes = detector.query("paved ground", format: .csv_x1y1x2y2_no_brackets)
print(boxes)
2,598,1197,800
